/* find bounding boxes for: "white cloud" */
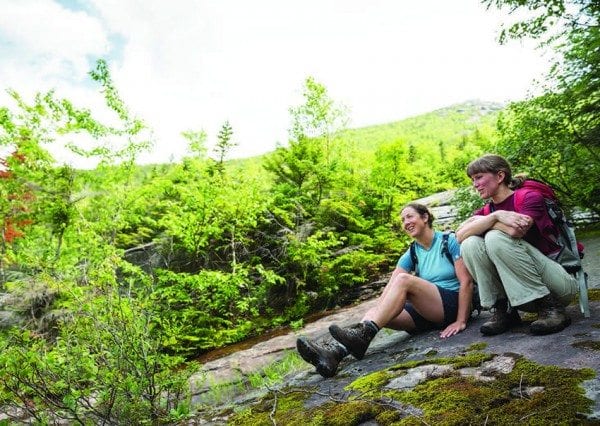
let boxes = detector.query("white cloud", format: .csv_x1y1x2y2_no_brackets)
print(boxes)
0,0,550,166
0,0,108,80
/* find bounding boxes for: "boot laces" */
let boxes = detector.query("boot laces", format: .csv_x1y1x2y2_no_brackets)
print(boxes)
321,339,340,352
346,323,371,340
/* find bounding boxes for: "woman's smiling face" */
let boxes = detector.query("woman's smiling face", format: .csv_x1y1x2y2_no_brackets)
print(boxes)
470,171,503,199
400,206,428,238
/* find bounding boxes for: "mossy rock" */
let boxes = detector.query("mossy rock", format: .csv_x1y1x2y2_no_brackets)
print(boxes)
228,352,597,425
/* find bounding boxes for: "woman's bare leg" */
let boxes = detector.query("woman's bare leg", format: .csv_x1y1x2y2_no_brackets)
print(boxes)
362,272,445,328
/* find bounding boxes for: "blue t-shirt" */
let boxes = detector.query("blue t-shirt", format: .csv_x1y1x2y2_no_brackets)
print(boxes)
396,231,461,291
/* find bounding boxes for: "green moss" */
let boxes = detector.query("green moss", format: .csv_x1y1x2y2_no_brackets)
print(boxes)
229,353,597,425
520,312,537,322
375,410,404,424
346,370,392,394
228,390,309,425
587,288,600,302
425,351,493,369
388,351,493,372
572,340,600,351
230,390,386,426
446,351,493,368
396,376,503,424
466,342,487,351
388,359,429,370
391,357,596,424
592,324,600,329
320,400,383,425
489,358,597,423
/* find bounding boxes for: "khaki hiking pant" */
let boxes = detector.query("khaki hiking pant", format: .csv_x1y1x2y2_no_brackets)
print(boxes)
461,230,578,309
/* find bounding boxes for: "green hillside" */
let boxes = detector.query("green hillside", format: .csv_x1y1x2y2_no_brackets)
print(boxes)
226,99,501,168
340,99,502,153
222,99,501,193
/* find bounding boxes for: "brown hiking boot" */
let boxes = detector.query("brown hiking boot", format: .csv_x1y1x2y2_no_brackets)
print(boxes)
329,321,378,360
530,294,571,335
296,336,347,378
480,299,521,336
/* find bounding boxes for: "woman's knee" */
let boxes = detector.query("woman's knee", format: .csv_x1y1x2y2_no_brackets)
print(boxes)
461,235,484,256
461,236,487,267
484,229,508,246
390,272,413,289
483,230,512,255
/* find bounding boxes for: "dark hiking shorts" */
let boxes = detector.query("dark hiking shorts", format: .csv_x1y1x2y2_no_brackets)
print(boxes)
404,286,459,333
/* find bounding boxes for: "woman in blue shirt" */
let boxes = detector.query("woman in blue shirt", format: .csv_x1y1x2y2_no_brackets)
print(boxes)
297,203,474,378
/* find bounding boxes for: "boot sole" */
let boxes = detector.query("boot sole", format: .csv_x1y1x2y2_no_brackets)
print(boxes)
329,324,367,360
296,337,336,378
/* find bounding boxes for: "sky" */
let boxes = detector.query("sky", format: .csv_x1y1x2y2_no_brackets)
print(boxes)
0,0,550,166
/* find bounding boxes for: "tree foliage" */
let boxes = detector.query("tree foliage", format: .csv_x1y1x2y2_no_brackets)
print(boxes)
214,120,235,168
483,0,598,44
484,0,600,214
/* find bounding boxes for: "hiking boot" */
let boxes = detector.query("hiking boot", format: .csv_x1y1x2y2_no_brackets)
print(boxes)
480,299,521,336
530,294,571,335
296,336,347,378
329,321,378,360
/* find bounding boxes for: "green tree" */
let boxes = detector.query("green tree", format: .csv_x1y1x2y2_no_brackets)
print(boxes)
0,271,194,424
213,120,236,173
182,129,208,158
483,0,598,44
0,60,199,423
266,77,350,208
366,141,416,223
289,76,349,164
484,0,599,213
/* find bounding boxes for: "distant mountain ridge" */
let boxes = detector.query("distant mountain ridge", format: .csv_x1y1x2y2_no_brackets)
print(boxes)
433,99,504,115
223,99,504,176
332,99,503,159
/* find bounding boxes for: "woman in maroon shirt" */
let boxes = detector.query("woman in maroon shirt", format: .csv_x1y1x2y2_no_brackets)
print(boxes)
456,154,577,336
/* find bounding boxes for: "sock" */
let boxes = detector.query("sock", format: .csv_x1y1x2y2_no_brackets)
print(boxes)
363,320,380,333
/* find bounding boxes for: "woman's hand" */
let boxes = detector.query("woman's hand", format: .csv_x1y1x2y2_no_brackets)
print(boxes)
492,210,533,237
494,210,532,228
440,321,466,338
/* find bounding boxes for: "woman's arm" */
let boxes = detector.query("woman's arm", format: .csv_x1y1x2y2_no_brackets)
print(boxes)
440,258,473,338
456,211,533,242
455,215,497,242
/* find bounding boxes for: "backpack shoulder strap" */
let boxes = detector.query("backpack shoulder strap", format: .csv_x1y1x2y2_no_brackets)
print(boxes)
409,241,418,275
411,231,455,275
441,231,455,266
513,187,526,212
